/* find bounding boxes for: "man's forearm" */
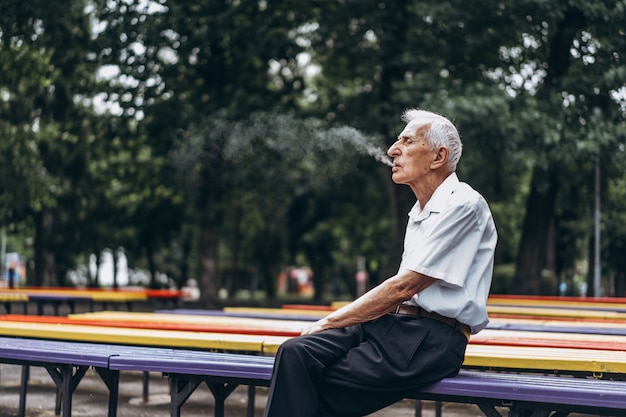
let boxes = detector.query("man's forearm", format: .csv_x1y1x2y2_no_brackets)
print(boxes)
301,271,436,335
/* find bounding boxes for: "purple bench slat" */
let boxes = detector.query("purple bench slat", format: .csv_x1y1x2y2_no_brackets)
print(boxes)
109,350,274,380
0,336,111,367
26,294,93,315
110,350,274,417
0,336,120,417
416,370,626,413
486,321,626,335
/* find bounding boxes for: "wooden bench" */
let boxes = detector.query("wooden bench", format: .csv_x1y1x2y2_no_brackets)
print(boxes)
0,335,272,417
0,336,120,417
413,369,626,417
109,348,275,417
0,288,149,314
112,349,626,417
0,293,29,314
4,335,626,417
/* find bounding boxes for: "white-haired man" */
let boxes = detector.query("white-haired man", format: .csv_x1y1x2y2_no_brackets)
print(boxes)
263,109,497,417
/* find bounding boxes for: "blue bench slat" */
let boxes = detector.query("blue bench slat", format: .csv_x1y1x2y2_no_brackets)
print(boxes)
487,321,626,335
418,370,626,410
0,337,112,367
109,350,274,380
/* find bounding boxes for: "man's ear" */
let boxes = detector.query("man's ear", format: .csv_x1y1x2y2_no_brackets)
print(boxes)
431,146,449,169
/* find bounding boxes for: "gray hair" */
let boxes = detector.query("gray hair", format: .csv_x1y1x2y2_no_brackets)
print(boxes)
401,109,463,171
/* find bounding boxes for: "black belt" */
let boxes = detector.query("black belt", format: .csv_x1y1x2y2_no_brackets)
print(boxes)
390,305,470,340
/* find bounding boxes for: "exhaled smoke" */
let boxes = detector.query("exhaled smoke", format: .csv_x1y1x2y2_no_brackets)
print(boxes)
363,145,393,167
324,126,393,167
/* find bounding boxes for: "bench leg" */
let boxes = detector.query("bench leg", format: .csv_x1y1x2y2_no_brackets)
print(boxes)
247,385,255,417
414,400,421,417
477,402,504,417
143,371,150,402
18,365,29,417
168,375,243,417
45,364,89,417
94,367,120,417
206,382,238,417
169,374,203,417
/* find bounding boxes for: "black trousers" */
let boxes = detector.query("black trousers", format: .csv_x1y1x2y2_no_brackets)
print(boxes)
263,313,468,417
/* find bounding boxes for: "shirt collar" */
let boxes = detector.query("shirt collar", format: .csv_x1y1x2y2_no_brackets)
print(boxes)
408,173,459,221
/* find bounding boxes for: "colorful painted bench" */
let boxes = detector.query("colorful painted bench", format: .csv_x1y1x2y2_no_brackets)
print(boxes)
4,335,626,417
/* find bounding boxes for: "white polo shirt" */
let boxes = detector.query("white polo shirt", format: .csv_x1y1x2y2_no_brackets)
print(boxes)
400,173,497,334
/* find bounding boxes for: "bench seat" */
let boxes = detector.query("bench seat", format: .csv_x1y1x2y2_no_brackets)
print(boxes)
416,370,626,417
109,346,626,417
0,336,120,417
109,349,274,417
4,336,626,417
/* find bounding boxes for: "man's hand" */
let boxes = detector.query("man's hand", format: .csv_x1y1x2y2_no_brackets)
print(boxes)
300,318,329,335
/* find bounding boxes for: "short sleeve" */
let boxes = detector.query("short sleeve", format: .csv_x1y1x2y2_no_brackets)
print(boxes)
401,200,485,287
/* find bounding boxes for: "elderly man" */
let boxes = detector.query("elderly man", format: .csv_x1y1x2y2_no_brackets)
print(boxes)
263,109,497,417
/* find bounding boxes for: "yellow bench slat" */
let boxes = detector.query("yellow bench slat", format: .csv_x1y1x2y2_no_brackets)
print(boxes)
0,321,285,353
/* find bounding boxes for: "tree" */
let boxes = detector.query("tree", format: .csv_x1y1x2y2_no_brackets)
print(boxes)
493,1,626,294
0,0,110,285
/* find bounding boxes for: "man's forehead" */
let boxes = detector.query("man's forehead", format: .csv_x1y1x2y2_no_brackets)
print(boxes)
399,121,431,138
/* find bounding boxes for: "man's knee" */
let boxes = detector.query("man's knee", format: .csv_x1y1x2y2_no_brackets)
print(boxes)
276,335,311,360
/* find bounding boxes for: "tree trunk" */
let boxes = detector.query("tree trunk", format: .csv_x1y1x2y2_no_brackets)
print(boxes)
112,249,119,289
33,210,56,287
513,6,585,295
146,240,158,289
514,165,559,294
228,196,242,296
197,169,220,305
178,230,193,289
33,211,45,287
198,223,219,304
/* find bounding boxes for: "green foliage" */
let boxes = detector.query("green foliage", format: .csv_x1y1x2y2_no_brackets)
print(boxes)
2,0,625,298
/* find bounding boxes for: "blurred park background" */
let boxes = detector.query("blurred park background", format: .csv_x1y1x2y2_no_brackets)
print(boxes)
1,0,625,306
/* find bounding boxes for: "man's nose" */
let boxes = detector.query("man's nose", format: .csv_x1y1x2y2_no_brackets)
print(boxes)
387,141,400,157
